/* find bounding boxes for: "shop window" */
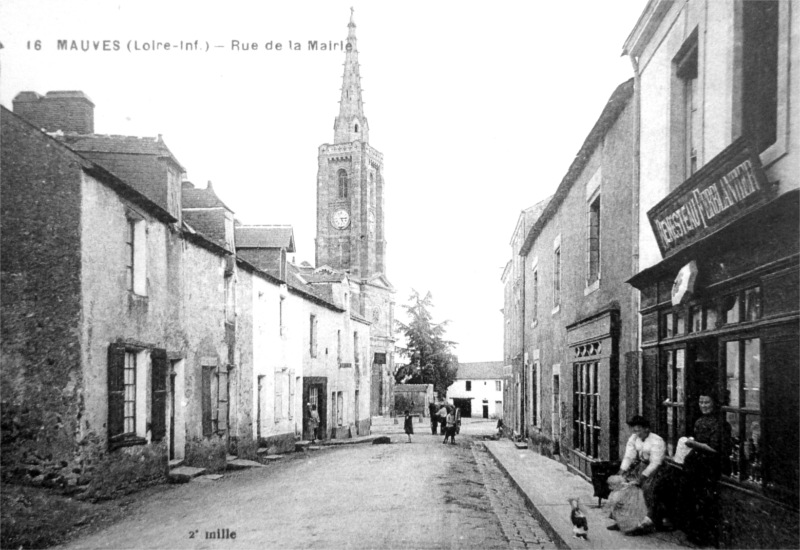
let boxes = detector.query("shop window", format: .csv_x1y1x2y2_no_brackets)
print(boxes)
573,360,600,458
661,311,675,338
724,338,761,487
722,286,762,326
690,306,702,333
662,349,686,455
675,310,686,335
741,0,779,154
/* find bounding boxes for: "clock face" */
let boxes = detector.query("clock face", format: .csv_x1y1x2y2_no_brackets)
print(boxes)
331,209,350,229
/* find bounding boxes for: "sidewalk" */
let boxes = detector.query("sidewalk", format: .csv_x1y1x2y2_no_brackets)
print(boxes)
484,440,697,550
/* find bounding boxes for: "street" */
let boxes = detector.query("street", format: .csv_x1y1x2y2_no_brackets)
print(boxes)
55,419,555,550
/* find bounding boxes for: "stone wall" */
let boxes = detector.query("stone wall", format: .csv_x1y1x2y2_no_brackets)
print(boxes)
0,109,86,493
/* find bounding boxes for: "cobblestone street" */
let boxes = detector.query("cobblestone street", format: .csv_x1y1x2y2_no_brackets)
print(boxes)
53,420,554,549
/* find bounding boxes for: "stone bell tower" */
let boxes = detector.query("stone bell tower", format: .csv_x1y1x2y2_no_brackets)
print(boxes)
315,9,395,416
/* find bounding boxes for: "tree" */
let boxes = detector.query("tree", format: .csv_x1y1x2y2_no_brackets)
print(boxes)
394,290,458,396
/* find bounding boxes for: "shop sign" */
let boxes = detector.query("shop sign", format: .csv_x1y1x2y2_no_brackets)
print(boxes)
648,137,773,257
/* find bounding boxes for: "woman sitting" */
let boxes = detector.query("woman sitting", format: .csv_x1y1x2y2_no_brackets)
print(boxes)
607,415,667,536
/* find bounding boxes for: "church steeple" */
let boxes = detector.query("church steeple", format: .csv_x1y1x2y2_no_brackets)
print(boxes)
334,7,369,144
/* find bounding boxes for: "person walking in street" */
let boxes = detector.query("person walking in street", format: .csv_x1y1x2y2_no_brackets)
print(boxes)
308,403,320,444
404,410,414,443
443,407,457,444
428,401,439,435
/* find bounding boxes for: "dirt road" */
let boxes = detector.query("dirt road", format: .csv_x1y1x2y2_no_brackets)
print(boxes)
56,420,554,549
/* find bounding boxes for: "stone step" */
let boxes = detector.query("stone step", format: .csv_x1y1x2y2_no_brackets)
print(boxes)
514,441,529,449
168,458,184,469
227,458,264,470
197,474,223,482
169,466,206,483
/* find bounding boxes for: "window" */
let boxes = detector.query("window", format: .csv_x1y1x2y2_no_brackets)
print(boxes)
662,348,686,455
337,392,344,426
274,369,285,421
108,345,166,448
573,361,600,458
466,381,472,392
125,216,147,295
532,362,539,426
495,380,501,392
724,338,761,487
723,286,762,326
553,246,561,309
310,314,318,357
123,351,136,434
532,268,539,324
587,194,601,285
202,364,229,436
337,169,349,199
353,332,359,368
742,0,779,154
671,33,700,187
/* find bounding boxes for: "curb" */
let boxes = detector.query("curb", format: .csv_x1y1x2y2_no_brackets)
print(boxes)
482,443,571,550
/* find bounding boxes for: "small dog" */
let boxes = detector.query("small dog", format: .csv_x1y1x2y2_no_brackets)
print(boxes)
569,498,589,540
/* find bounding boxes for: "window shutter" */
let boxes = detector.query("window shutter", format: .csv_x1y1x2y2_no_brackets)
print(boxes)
107,343,126,444
151,348,168,442
202,366,212,437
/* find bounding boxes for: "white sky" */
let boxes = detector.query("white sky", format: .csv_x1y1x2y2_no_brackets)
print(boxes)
0,0,645,363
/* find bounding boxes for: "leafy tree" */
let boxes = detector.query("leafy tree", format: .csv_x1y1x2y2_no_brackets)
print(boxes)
394,290,458,396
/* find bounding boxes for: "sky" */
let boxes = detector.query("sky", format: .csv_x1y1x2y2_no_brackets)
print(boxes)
0,0,645,363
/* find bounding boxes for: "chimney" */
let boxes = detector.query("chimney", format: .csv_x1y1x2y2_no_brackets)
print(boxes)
13,90,95,134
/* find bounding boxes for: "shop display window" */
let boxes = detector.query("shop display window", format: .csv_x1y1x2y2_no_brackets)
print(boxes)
662,348,686,455
724,338,762,487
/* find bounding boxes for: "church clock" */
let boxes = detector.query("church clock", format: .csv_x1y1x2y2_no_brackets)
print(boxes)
331,209,350,229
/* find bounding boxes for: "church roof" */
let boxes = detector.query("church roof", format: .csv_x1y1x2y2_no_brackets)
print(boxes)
333,8,369,144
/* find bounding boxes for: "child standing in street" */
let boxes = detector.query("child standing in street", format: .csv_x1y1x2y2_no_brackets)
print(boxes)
404,410,414,443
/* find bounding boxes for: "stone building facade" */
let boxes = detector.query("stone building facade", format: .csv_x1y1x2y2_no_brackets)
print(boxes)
1,80,374,498
501,200,549,437
517,80,638,474
624,1,799,546
315,11,395,417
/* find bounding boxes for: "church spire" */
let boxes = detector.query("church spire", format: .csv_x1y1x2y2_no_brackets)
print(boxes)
334,7,369,144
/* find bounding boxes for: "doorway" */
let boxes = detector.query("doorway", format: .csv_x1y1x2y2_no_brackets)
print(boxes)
482,399,489,419
452,398,472,418
303,377,327,440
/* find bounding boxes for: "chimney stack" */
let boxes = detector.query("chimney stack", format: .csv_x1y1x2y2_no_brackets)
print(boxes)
13,91,95,134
